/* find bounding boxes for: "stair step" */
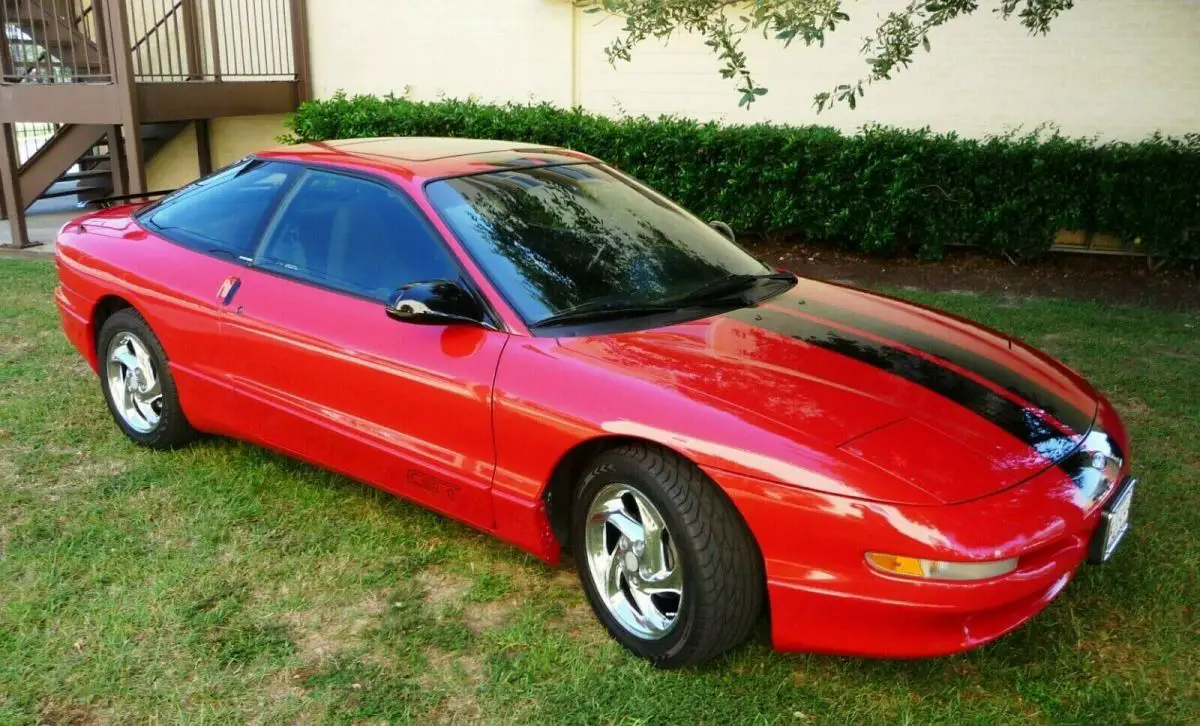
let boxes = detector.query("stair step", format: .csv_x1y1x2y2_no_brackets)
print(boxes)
38,186,97,200
24,122,187,207
59,169,111,182
141,130,181,141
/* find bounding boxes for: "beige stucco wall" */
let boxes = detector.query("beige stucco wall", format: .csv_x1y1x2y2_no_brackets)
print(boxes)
299,0,1199,141
305,0,574,105
575,1,1200,140
147,115,289,190
209,115,291,162
145,123,199,191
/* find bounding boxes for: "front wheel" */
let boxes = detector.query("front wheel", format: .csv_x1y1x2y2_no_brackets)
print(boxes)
571,443,764,668
98,309,197,449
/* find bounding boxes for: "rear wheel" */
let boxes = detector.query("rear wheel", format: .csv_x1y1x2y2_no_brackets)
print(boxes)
571,443,763,668
98,310,197,449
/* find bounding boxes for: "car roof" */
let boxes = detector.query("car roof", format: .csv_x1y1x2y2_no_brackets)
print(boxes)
256,137,599,181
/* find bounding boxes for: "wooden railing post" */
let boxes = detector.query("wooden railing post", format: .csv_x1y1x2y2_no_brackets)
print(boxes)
180,0,203,79
0,123,30,248
206,0,222,81
106,124,128,197
289,0,311,101
0,17,15,82
195,118,212,175
92,0,111,77
104,0,145,193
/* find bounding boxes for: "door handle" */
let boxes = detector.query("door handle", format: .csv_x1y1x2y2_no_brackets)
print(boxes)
216,276,241,306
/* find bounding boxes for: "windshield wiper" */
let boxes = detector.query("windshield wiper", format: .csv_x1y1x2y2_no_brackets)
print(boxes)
530,300,678,329
665,271,797,307
530,272,798,329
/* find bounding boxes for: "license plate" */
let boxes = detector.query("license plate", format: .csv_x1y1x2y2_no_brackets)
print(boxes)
1089,478,1135,563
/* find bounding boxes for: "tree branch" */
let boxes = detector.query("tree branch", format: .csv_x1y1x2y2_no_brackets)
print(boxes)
578,0,1074,110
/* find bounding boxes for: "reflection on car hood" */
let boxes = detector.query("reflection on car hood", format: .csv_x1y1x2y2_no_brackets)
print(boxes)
559,278,1101,503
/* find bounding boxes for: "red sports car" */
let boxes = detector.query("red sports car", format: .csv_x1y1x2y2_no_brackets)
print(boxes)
54,138,1135,667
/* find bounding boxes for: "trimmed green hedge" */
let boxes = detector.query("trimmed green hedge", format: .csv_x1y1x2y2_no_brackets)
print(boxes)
285,93,1200,261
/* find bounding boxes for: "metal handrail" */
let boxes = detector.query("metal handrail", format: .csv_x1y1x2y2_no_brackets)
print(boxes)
129,0,183,53
129,0,297,82
2,0,300,85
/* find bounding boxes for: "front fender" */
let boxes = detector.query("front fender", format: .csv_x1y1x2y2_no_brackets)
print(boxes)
490,338,940,507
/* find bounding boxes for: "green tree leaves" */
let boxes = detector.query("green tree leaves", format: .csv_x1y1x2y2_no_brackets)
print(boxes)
577,1,1075,109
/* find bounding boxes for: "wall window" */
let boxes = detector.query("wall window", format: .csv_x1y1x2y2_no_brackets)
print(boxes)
140,160,296,260
255,169,458,301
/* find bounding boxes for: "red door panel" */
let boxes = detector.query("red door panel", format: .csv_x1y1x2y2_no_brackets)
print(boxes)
219,266,506,529
84,226,250,435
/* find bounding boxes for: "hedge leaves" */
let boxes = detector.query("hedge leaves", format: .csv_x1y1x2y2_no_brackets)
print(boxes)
286,94,1200,261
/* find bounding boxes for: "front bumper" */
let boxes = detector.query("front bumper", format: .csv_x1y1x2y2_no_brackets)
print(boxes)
760,536,1082,658
55,284,97,372
712,405,1132,658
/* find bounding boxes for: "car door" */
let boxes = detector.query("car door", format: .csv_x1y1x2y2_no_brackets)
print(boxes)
218,166,506,529
132,159,299,435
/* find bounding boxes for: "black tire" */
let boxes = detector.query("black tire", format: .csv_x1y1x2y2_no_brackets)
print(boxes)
97,309,198,449
571,442,764,668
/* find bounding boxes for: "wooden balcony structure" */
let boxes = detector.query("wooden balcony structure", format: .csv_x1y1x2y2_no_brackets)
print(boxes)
1,0,311,248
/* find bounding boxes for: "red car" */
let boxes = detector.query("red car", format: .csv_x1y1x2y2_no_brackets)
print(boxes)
54,138,1135,668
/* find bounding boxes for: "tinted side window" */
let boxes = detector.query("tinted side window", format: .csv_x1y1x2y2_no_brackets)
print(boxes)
255,169,459,301
141,160,296,259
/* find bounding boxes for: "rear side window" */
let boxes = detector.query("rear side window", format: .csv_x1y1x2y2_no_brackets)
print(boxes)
140,160,296,260
254,169,459,301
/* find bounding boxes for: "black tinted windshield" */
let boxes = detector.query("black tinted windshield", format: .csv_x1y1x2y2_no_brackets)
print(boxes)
425,164,772,325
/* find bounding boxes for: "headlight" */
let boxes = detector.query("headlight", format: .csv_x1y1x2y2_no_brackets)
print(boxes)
865,552,1018,581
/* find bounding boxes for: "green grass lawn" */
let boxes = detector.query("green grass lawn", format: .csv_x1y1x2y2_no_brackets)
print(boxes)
1,259,1197,725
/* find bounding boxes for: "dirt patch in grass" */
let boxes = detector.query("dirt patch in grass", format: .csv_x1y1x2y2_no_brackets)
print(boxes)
37,699,102,726
463,599,516,635
281,594,388,664
256,669,311,716
1111,396,1153,420
0,335,36,360
0,455,17,487
551,602,608,645
56,457,127,491
0,437,128,497
417,568,517,635
417,570,472,612
1074,633,1149,675
421,647,486,724
48,354,93,378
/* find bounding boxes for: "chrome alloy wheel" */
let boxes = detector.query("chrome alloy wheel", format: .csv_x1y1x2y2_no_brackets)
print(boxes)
105,331,163,433
584,483,683,639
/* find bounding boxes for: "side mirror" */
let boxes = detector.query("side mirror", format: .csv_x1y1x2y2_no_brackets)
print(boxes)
709,220,736,243
386,280,487,326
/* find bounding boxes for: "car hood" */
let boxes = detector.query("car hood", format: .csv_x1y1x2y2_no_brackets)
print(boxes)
558,278,1100,504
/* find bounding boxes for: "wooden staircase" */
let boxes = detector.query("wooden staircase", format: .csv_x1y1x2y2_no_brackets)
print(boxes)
2,1,188,225
1,0,310,248
14,121,187,208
